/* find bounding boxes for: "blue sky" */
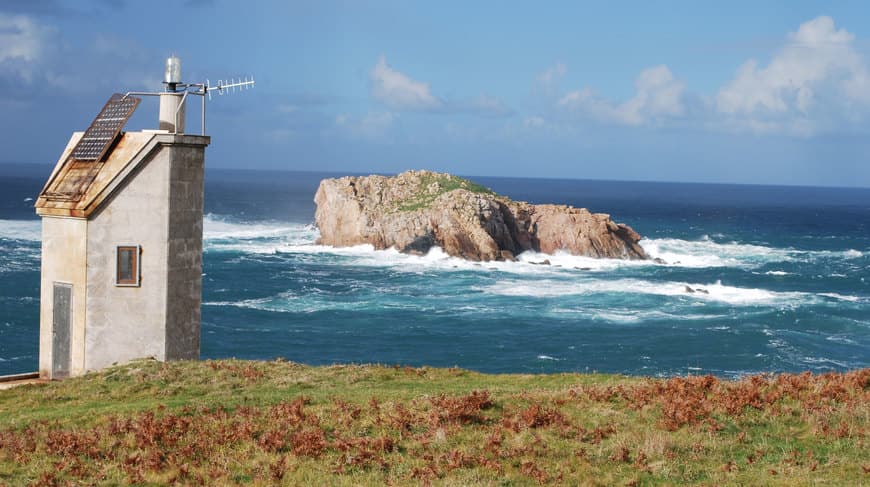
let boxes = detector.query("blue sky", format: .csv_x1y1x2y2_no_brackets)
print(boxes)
1,1,869,187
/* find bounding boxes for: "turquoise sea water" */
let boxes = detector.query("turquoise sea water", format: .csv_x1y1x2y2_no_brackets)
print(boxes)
1,166,868,377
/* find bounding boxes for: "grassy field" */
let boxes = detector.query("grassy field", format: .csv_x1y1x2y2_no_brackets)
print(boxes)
0,360,867,486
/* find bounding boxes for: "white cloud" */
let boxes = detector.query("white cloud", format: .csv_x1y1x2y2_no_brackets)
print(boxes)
0,14,51,82
557,87,616,120
716,16,870,134
536,63,566,88
558,65,685,126
533,16,870,137
0,15,43,62
630,65,686,119
369,56,513,117
467,93,514,118
265,128,297,143
370,56,442,111
844,71,870,104
336,111,397,138
0,17,158,96
524,116,545,128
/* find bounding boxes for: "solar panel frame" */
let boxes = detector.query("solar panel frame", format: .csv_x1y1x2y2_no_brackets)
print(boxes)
71,93,141,162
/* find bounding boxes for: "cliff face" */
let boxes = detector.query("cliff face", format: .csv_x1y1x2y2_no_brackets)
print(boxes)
314,170,646,261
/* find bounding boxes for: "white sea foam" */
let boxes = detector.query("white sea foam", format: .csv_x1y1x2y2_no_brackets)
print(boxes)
802,248,867,260
0,219,41,241
557,308,726,323
480,278,816,306
204,214,316,240
0,355,29,362
764,270,791,276
276,242,646,276
800,356,850,368
201,215,866,276
767,338,788,348
203,215,319,253
584,310,642,323
205,292,372,314
201,222,865,308
514,250,649,271
641,236,867,269
818,292,862,303
277,244,629,276
639,235,793,268
825,335,857,345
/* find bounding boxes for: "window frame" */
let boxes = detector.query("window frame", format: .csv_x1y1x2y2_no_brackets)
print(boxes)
115,245,141,287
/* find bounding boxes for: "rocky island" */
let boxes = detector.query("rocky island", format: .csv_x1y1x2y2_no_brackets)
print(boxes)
314,170,646,262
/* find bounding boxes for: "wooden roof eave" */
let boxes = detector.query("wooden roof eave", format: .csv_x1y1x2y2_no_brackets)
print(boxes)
35,133,159,219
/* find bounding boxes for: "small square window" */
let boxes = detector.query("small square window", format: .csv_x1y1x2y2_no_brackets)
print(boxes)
116,245,140,286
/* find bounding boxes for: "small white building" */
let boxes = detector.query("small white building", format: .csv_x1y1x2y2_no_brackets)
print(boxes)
35,83,210,379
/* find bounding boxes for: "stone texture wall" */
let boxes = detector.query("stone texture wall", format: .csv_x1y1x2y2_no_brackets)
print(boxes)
164,144,205,361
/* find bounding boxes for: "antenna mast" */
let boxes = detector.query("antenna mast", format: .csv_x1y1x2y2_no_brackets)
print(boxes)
123,56,255,135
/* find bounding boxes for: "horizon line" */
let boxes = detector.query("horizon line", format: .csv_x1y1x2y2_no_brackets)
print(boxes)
2,161,869,191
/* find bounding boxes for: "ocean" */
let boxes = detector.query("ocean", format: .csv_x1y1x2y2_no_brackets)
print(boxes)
1,165,868,378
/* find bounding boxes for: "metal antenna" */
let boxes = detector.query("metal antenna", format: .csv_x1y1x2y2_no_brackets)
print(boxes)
124,61,255,135
193,75,254,134
211,76,255,96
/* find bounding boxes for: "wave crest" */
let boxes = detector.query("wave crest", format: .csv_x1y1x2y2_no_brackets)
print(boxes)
0,219,40,241
480,278,860,306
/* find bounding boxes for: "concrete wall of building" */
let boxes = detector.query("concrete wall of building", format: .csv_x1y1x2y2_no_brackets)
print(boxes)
84,150,171,371
39,217,88,379
165,144,205,360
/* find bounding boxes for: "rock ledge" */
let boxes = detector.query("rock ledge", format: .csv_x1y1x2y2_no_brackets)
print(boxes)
314,170,646,261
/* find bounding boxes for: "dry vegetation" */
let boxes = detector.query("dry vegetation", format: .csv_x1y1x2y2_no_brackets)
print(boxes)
0,360,867,485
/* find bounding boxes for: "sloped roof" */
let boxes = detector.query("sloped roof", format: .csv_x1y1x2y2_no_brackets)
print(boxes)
35,132,209,219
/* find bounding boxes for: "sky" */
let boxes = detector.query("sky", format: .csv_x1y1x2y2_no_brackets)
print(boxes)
1,1,869,187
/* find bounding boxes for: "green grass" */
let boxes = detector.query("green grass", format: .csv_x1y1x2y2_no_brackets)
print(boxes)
0,360,867,486
396,173,495,212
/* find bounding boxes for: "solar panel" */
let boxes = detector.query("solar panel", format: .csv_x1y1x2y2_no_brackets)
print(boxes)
71,93,140,162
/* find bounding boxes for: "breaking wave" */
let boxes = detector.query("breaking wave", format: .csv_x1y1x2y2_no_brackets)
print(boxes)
0,219,40,241
479,278,859,306
640,235,865,268
201,219,867,274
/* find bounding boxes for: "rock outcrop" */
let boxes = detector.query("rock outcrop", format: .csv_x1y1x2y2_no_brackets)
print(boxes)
314,170,646,261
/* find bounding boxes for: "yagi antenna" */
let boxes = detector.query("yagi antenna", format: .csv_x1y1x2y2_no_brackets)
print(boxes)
205,76,255,100
123,56,256,135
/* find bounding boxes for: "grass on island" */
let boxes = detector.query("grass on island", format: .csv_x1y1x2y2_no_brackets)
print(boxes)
0,360,868,486
397,173,495,212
